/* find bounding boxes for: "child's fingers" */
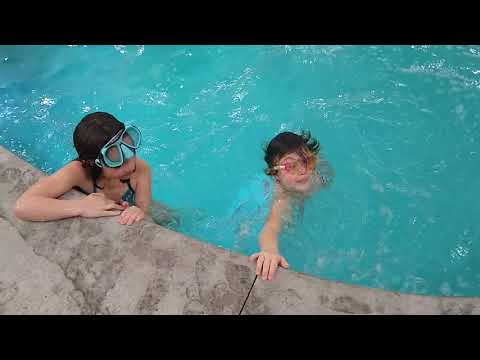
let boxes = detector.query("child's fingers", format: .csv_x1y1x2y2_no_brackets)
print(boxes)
280,257,289,269
106,203,125,211
101,210,122,217
249,253,260,261
249,253,260,262
255,254,264,276
121,209,130,217
119,211,128,223
127,214,137,225
125,215,133,225
119,210,131,224
268,261,278,280
262,258,271,280
121,201,129,208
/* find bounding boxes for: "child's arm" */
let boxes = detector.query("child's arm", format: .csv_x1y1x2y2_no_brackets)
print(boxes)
13,161,124,221
118,158,152,225
250,191,291,281
132,159,152,214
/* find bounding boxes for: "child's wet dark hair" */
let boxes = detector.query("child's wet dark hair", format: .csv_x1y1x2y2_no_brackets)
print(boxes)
263,131,320,176
73,111,125,180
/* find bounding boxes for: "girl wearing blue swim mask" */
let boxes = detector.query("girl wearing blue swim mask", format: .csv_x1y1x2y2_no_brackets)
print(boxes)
14,112,154,226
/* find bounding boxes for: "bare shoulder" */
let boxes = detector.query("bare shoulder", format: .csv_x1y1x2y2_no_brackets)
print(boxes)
59,160,90,183
63,159,85,171
135,158,151,175
23,160,89,198
272,182,288,202
271,184,290,211
130,158,151,191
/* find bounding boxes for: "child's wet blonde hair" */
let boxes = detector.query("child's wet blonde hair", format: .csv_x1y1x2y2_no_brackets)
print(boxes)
263,130,335,187
263,131,320,176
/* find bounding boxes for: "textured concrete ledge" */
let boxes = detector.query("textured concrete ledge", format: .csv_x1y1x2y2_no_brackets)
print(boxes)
0,146,254,314
1,145,479,315
242,270,480,315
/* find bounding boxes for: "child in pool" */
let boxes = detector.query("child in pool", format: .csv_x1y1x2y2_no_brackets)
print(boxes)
14,111,168,226
250,131,333,281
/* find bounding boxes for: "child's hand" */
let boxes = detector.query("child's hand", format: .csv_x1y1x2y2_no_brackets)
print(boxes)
118,202,145,225
78,193,124,218
249,251,289,281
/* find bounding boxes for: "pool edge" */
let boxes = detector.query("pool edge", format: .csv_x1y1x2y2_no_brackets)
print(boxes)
1,145,479,315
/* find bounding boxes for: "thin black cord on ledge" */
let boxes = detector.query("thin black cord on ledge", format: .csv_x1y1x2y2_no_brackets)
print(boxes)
238,274,258,315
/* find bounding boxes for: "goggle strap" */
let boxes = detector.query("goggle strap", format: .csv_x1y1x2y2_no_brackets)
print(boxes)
94,158,104,168
104,128,124,148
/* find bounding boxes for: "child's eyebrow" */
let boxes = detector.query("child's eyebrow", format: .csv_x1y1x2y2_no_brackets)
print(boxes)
283,155,301,161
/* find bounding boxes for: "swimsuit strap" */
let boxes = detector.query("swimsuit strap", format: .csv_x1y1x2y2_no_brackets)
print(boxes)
121,178,135,194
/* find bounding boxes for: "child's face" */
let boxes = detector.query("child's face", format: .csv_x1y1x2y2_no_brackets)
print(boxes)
274,150,317,193
101,153,137,180
100,132,137,180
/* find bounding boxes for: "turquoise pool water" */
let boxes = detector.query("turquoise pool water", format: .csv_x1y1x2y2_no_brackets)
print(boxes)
1,45,479,296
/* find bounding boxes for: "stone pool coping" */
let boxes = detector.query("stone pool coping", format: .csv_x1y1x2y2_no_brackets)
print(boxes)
1,145,479,314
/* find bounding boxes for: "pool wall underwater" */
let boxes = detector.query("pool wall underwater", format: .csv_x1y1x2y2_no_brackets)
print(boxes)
1,145,479,314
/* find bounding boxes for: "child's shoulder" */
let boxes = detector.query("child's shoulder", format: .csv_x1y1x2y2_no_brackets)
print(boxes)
65,159,84,170
135,158,151,173
60,160,88,178
59,160,91,184
272,182,290,202
34,160,91,195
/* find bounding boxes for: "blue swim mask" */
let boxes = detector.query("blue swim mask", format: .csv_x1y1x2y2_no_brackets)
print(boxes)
95,125,142,168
